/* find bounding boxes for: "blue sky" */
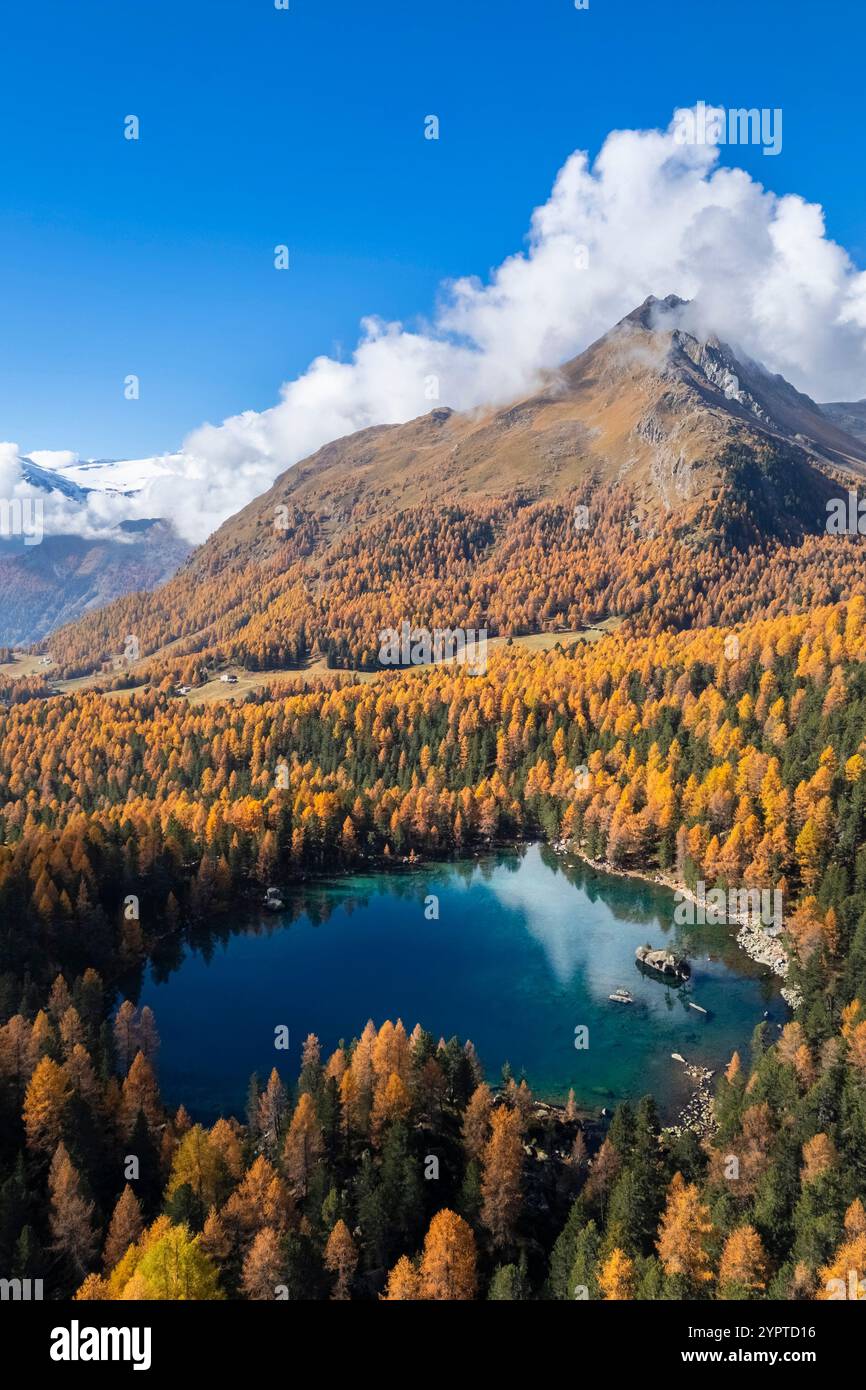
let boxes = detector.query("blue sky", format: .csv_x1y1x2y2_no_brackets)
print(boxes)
2,0,864,459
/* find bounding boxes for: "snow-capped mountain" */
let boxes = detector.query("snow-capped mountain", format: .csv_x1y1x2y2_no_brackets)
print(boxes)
0,453,190,646
48,453,182,497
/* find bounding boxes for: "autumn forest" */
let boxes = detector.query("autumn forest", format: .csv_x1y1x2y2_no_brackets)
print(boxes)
3,562,866,1301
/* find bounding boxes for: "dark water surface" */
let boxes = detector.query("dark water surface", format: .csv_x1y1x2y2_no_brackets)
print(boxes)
137,844,786,1119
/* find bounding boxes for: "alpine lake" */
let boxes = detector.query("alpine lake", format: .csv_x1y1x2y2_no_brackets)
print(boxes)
132,843,787,1122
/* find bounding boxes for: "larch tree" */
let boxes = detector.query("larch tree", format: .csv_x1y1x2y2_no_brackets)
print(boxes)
324,1218,358,1300
103,1184,144,1272
173,1104,193,1136
381,1254,419,1301
298,1033,323,1097
241,1226,283,1300
582,1136,621,1219
801,1132,838,1186
120,1051,162,1136
461,1082,492,1163
480,1105,523,1247
598,1247,635,1300
283,1092,324,1198
339,1066,361,1137
113,1000,140,1073
124,1223,223,1300
23,1055,71,1155
222,1156,290,1246
371,1071,411,1138
817,1234,866,1300
200,1206,232,1263
49,1142,97,1278
59,1006,84,1059
74,1273,107,1301
419,1209,477,1300
166,1125,224,1210
656,1172,714,1289
717,1225,768,1298
844,1198,866,1239
209,1117,244,1182
257,1067,289,1157
139,1006,160,1064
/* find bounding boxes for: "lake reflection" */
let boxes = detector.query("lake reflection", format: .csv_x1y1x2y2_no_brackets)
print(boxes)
133,844,786,1120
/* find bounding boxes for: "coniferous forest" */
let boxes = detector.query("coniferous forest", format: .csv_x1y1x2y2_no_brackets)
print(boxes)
3,595,866,1302
5,7,866,1359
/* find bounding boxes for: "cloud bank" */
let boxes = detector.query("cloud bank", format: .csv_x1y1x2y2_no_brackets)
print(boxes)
6,104,866,545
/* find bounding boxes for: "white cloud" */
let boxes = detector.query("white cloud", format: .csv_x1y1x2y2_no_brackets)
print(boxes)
0,443,141,542
27,449,79,471
12,104,866,545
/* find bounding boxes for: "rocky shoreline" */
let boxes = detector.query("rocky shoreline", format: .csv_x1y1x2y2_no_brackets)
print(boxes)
736,919,801,1009
664,1058,716,1140
551,839,801,1008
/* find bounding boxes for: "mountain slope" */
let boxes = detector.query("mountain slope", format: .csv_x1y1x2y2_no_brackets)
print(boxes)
0,455,191,646
821,400,866,446
39,297,866,681
195,295,866,563
0,520,191,647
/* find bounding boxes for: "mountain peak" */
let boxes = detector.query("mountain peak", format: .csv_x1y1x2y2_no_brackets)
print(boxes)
618,294,689,330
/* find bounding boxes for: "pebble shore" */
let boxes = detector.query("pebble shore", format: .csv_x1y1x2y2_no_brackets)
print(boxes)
664,1060,716,1140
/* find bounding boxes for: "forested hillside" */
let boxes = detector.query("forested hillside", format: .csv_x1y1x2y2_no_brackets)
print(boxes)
37,494,866,686
4,597,866,970
35,300,866,684
2,597,866,1297
5,302,866,1303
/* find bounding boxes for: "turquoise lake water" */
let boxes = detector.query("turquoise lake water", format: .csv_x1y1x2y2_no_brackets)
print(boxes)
136,844,787,1120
